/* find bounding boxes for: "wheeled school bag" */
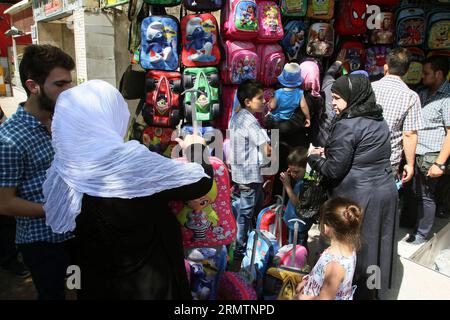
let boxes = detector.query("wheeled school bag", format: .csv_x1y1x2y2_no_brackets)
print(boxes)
221,0,258,40
306,22,334,57
396,6,426,47
140,16,180,70
256,201,289,247
339,40,366,73
370,11,395,45
183,67,221,123
181,13,221,67
144,0,180,5
256,1,284,43
306,0,334,20
402,47,425,86
426,10,450,50
142,70,182,128
217,271,258,300
365,45,392,80
183,0,223,12
334,0,368,36
256,44,285,86
280,0,307,17
169,157,237,248
281,20,308,62
221,40,259,84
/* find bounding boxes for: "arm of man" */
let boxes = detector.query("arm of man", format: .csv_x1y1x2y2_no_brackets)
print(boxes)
428,126,450,178
300,95,310,128
402,130,418,182
0,187,45,217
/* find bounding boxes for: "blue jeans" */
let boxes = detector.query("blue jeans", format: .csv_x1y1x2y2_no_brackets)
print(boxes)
232,183,264,257
288,217,314,247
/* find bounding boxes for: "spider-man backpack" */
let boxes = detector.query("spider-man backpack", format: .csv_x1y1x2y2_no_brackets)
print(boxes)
335,0,368,36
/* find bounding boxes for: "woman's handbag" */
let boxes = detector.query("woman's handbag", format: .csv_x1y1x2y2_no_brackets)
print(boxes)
295,170,328,220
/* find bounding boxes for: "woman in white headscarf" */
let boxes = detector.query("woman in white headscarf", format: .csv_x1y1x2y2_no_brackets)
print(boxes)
43,80,213,299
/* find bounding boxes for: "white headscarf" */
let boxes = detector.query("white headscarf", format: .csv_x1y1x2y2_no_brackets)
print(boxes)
43,80,208,233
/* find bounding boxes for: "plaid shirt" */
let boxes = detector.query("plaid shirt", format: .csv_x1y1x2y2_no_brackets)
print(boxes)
229,108,270,184
0,105,72,244
372,76,423,167
416,81,450,155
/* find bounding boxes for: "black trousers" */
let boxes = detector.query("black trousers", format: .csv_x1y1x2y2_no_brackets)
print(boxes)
0,216,18,265
18,240,74,300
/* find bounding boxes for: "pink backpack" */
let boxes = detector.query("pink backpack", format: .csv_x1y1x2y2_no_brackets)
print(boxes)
256,1,284,43
221,40,259,85
169,157,237,249
256,44,285,86
221,0,258,40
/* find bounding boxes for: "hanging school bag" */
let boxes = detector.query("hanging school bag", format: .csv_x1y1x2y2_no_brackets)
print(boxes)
280,0,307,17
183,0,223,12
365,45,392,80
221,40,259,84
426,10,450,50
306,22,334,57
334,0,368,36
370,11,395,45
140,16,180,70
281,20,308,61
256,1,284,43
256,43,286,86
339,39,366,73
306,0,334,20
181,13,221,67
221,0,258,40
402,47,425,86
396,6,425,47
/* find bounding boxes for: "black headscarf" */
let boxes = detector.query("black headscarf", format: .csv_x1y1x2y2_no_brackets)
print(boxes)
331,74,383,121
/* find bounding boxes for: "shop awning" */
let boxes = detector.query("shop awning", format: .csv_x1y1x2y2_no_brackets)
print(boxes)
3,0,31,15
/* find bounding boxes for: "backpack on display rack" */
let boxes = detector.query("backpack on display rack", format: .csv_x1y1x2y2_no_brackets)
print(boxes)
256,1,284,43
396,6,426,47
334,0,368,36
281,20,308,61
306,22,334,57
221,0,259,40
426,9,450,50
306,0,334,20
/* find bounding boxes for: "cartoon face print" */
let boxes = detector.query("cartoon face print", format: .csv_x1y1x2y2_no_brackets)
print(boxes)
313,0,329,14
156,97,168,111
187,195,212,212
351,1,367,29
196,94,209,109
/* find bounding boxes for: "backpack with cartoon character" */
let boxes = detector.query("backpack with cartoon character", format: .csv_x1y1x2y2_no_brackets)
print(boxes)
280,0,307,17
402,47,425,86
183,67,221,123
396,7,425,47
140,16,180,70
169,157,237,248
306,0,334,20
365,45,392,80
256,1,284,43
181,14,221,67
370,12,395,45
141,126,177,157
183,0,223,12
281,20,308,61
256,44,285,86
339,40,366,73
426,10,450,50
221,40,259,84
306,22,334,57
221,0,258,40
335,0,368,36
142,70,182,128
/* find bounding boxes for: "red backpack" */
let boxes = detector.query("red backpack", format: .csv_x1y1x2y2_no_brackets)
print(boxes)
335,0,368,36
142,70,182,128
181,13,221,67
340,40,366,73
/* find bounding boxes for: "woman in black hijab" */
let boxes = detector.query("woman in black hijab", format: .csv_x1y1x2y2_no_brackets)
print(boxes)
308,75,398,300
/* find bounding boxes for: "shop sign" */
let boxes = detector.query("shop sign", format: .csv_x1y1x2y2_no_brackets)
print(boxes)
100,0,128,9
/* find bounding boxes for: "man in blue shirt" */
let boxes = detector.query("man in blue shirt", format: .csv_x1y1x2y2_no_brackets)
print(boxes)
0,45,75,299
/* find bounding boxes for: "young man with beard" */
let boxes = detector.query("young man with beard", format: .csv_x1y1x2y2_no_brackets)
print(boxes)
0,45,75,299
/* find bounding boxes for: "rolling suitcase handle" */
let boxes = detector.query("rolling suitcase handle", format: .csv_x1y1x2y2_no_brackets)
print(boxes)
288,218,306,269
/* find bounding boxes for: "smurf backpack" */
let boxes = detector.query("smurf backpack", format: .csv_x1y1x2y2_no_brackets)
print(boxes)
281,20,308,61
256,1,284,43
426,10,450,50
306,22,334,57
365,45,392,80
280,0,307,17
334,0,368,36
221,0,258,40
396,7,425,47
181,13,221,67
256,44,285,86
221,40,259,84
183,0,223,12
370,12,395,45
140,16,180,70
339,40,366,73
402,47,425,86
306,0,334,20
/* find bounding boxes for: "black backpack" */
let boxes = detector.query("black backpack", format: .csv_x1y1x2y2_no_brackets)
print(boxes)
296,171,328,219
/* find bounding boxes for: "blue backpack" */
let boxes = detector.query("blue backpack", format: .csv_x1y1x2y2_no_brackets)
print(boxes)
140,16,180,70
281,20,308,61
396,7,425,47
